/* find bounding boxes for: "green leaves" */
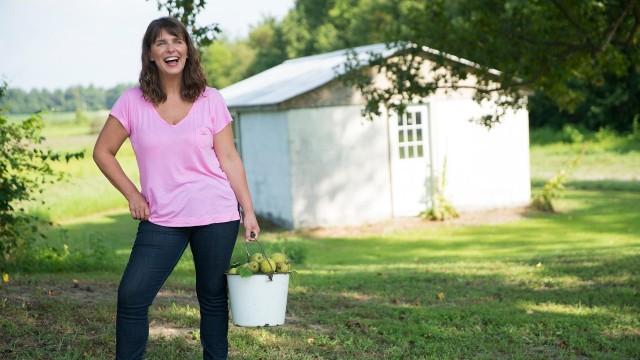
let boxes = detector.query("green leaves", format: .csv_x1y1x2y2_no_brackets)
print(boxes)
237,266,253,278
150,0,221,48
339,0,640,127
0,81,85,266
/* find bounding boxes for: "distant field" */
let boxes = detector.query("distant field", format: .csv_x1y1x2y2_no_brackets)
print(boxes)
14,110,139,222
11,112,640,222
529,128,640,183
3,113,639,359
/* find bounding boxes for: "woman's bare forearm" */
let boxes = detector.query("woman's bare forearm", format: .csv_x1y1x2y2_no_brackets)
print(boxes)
220,153,255,215
92,151,140,201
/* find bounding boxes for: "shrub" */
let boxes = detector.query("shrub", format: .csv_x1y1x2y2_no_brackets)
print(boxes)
531,146,585,212
0,81,84,268
560,124,585,143
420,157,459,221
631,115,640,142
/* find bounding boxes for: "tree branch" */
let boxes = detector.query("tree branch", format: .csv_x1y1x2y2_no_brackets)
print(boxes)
600,0,636,52
626,2,640,46
549,0,592,45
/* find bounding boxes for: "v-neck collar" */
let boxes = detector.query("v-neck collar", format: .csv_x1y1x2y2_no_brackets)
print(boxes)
149,97,199,128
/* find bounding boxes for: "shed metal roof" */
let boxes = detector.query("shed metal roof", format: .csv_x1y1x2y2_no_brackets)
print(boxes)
219,43,399,109
219,42,501,109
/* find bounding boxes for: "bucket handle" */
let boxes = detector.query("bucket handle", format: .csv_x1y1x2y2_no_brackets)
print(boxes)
244,233,276,281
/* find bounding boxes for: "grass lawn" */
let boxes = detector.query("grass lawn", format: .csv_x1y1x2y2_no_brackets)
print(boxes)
0,115,638,359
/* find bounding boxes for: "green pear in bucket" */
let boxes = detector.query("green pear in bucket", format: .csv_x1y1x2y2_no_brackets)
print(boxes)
245,261,260,273
270,252,287,263
276,262,290,272
249,253,265,263
228,267,238,275
259,258,277,273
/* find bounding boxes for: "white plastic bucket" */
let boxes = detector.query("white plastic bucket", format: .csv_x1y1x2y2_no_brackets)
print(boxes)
227,273,290,327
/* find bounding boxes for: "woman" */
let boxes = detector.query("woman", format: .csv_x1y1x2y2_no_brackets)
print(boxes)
92,16,259,360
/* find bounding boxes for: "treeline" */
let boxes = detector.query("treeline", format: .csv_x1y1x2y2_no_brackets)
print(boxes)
201,0,639,134
5,0,638,133
529,71,640,133
1,83,134,114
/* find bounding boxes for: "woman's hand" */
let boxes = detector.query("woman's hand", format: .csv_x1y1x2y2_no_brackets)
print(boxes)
243,211,260,242
127,192,150,220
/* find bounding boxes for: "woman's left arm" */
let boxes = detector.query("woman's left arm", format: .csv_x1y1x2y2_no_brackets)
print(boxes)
213,124,260,241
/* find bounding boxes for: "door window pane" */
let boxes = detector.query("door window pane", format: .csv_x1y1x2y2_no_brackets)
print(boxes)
417,145,423,157
408,129,414,142
417,129,422,141
399,146,406,159
408,146,414,158
416,112,422,125
398,130,404,143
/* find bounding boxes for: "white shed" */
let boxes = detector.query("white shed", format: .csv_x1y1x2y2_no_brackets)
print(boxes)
220,43,531,229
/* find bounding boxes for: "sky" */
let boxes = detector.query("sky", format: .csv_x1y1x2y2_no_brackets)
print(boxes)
0,0,294,91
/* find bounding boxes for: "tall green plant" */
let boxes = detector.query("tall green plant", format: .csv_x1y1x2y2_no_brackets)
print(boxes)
0,82,84,266
532,146,585,212
420,156,459,221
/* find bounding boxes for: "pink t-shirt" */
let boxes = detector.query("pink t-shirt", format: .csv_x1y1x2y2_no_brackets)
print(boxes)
109,86,241,227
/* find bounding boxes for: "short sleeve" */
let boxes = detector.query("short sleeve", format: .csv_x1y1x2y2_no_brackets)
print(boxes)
109,90,131,135
209,88,233,135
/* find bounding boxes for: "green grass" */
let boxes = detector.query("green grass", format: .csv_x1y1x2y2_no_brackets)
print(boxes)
1,189,639,359
0,120,638,359
530,127,640,183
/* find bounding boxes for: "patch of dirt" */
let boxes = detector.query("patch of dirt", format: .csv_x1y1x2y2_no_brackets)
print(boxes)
0,278,203,310
0,279,116,307
154,288,200,307
293,206,531,238
148,320,198,341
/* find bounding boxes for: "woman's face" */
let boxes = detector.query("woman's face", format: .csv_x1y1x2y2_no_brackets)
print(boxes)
149,28,188,77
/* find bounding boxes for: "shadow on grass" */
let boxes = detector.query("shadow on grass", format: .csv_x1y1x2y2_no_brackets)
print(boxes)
532,178,640,192
5,211,291,279
2,189,638,358
2,252,638,359
7,188,640,277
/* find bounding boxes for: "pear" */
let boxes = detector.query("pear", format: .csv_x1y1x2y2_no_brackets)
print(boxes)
276,262,290,272
228,267,238,275
259,258,277,273
271,252,287,263
246,261,260,273
250,253,265,263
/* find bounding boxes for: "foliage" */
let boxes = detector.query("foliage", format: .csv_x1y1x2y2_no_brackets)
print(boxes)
0,81,84,266
246,17,289,75
0,83,132,114
632,115,640,141
337,0,640,127
560,124,585,144
230,236,307,267
532,146,585,212
149,0,221,48
3,187,639,358
530,64,640,133
12,229,113,273
200,38,255,89
420,157,459,221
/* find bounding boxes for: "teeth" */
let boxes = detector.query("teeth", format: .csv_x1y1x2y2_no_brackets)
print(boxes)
164,56,179,62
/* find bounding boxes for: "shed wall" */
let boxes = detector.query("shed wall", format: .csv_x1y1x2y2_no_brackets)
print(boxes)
287,105,393,228
238,111,294,227
429,98,531,210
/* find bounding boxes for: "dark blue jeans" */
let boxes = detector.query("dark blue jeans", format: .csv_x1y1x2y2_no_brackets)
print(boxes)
116,219,240,360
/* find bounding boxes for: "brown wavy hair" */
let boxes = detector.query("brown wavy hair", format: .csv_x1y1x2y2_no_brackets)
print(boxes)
139,17,207,104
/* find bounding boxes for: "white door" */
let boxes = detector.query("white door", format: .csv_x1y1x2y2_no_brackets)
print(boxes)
388,104,432,216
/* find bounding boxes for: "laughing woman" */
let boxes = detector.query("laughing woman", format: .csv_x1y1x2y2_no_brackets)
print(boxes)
92,16,260,360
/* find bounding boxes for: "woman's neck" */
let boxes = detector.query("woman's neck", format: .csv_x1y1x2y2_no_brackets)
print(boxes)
159,75,182,98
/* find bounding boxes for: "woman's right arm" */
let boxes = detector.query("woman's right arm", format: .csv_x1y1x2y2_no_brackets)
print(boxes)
92,115,150,220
